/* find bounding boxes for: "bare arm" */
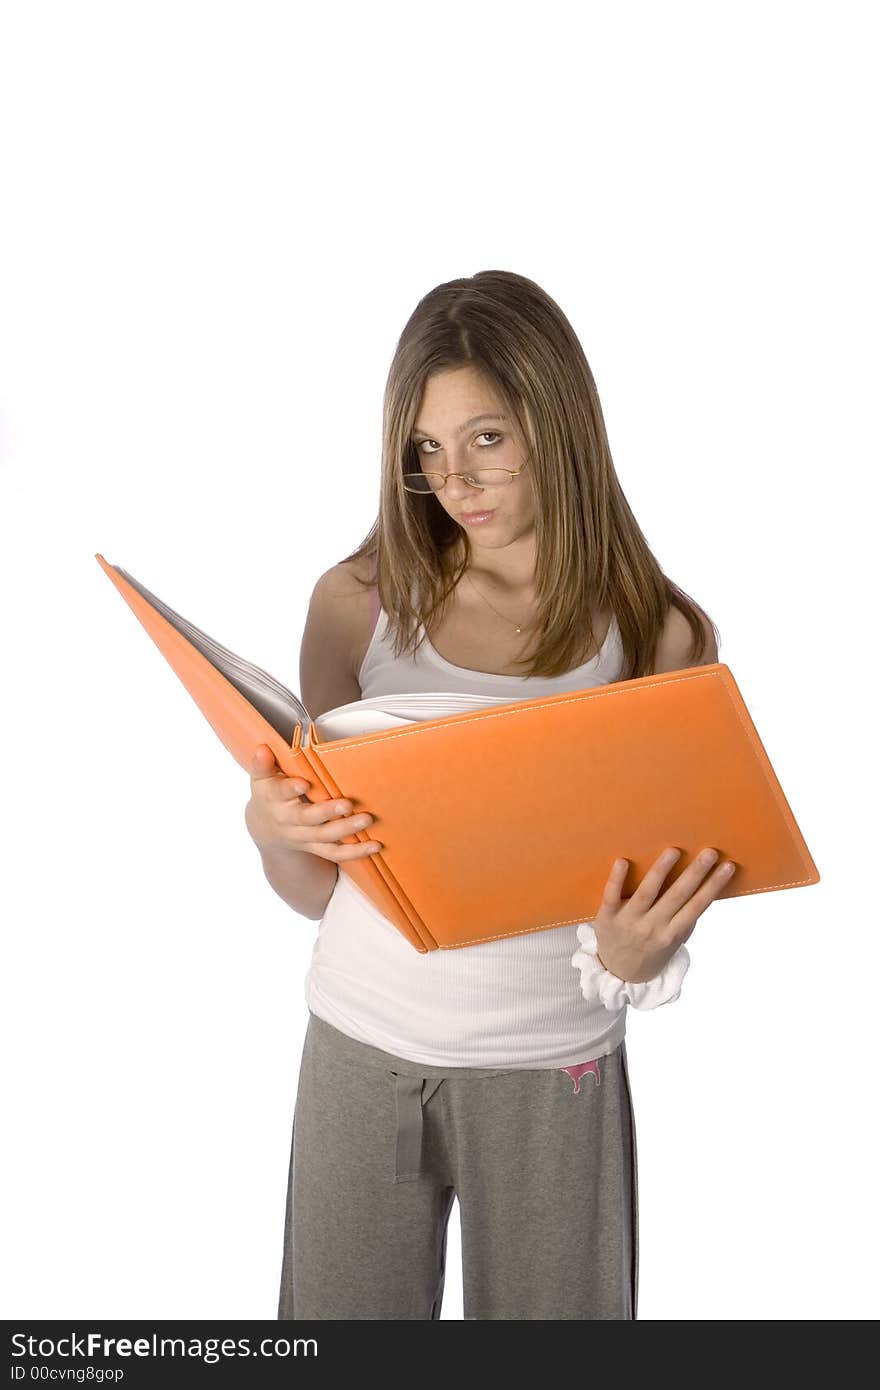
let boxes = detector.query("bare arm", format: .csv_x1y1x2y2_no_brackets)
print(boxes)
257,842,340,921
253,562,370,920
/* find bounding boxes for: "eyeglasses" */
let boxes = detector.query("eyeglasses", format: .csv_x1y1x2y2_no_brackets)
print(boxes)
401,459,530,494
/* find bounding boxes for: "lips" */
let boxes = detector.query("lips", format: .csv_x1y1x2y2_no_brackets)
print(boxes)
461,510,495,519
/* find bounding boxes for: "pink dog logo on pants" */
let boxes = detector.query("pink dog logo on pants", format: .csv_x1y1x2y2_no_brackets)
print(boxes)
560,1060,601,1093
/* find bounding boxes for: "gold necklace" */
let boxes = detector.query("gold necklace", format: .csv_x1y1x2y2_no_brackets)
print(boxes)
465,570,531,634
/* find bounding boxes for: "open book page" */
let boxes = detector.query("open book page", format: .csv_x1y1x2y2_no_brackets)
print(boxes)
313,692,517,741
113,566,515,748
114,566,314,745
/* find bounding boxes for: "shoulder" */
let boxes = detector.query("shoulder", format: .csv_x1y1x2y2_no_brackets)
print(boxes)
314,554,375,598
652,603,718,674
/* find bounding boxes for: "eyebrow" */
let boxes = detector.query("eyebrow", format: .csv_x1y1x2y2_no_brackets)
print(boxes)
411,413,507,440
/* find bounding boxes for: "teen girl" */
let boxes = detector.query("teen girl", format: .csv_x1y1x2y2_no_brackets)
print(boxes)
245,269,731,1320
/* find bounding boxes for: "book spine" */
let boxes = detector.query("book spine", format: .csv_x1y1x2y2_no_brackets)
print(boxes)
299,744,437,953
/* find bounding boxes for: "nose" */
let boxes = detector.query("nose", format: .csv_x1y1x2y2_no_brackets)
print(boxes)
441,470,484,499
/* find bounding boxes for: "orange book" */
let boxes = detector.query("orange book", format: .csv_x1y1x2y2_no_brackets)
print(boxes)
96,553,820,953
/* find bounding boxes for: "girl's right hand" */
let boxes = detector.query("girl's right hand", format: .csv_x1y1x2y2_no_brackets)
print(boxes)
244,744,382,862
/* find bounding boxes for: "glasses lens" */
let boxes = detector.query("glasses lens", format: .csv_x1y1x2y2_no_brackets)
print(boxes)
469,469,513,487
402,469,513,493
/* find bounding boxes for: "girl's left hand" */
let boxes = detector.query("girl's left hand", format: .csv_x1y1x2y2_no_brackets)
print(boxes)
592,846,736,983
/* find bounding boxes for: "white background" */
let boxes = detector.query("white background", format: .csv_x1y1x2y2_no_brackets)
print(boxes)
1,0,876,1322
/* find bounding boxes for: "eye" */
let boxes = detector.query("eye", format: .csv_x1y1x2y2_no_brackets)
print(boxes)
415,432,501,454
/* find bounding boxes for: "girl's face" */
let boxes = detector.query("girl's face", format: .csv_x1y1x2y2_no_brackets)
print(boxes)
410,365,537,553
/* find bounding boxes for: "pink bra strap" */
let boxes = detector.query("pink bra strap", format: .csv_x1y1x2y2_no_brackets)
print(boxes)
368,552,380,637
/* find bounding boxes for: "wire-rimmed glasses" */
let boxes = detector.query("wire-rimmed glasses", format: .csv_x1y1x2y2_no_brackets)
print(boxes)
401,459,531,493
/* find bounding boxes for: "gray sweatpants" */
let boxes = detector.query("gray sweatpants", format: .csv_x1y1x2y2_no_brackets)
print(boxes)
277,1010,639,1320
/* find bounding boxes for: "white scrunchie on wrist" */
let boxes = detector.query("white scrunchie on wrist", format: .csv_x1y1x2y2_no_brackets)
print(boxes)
571,923,691,1013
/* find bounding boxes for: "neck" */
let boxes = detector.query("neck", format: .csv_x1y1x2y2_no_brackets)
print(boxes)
455,534,538,594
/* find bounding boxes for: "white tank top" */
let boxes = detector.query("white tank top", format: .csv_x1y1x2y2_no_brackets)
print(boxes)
304,595,629,1068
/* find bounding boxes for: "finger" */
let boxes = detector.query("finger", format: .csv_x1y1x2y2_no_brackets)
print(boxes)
600,856,633,907
664,859,736,939
659,849,729,915
625,847,688,911
250,744,291,784
250,744,279,779
250,745,309,798
602,849,679,911
276,775,311,800
303,836,382,861
298,795,355,826
308,806,375,843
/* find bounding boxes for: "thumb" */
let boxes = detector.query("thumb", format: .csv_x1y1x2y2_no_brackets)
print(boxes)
250,743,279,778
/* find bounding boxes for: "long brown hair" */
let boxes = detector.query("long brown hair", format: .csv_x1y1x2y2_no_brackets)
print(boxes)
340,269,719,681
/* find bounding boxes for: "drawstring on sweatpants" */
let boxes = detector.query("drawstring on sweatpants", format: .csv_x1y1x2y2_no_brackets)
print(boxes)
391,1072,444,1182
